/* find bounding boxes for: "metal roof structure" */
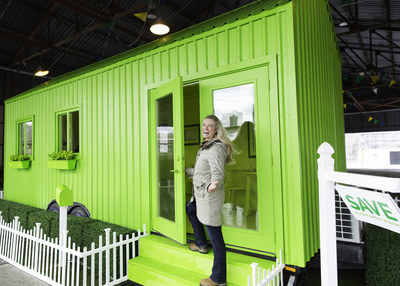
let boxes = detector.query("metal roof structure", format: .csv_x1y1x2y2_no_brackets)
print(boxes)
0,0,400,115
329,0,400,114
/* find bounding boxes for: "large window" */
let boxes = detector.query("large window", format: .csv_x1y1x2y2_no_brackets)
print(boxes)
17,118,33,155
345,131,400,170
57,110,79,152
213,83,258,230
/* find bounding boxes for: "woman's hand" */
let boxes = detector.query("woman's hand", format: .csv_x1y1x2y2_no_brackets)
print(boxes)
208,181,219,193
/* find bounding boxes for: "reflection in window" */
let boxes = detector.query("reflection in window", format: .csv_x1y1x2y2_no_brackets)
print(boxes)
18,120,33,155
58,110,79,152
156,94,175,222
213,83,254,140
213,83,258,231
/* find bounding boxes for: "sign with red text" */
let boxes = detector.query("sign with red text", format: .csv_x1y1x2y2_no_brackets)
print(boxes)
335,184,400,234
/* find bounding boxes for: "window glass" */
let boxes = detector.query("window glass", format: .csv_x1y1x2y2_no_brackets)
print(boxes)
71,111,79,152
19,123,24,154
213,83,258,230
59,114,67,151
25,121,32,155
58,111,79,152
156,94,175,222
18,120,33,155
213,83,254,140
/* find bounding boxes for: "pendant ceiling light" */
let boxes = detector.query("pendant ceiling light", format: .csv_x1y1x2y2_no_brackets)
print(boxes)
150,18,170,35
34,67,49,77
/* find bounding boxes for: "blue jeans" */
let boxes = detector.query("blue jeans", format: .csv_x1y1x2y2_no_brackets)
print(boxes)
186,200,227,284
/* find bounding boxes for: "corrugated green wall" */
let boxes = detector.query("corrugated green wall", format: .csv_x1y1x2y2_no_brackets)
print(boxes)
4,1,292,228
4,0,344,267
286,0,346,266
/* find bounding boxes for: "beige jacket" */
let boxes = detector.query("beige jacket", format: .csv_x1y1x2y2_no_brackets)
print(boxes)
187,138,227,226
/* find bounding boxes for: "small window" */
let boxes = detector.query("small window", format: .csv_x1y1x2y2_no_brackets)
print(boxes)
57,110,79,153
17,119,33,155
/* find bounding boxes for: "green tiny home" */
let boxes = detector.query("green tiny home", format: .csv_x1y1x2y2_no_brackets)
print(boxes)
4,0,345,283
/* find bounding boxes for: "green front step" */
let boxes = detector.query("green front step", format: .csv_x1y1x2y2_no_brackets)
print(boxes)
128,234,275,285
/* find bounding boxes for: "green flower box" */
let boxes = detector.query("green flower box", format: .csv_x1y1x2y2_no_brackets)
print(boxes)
47,159,77,170
8,160,31,169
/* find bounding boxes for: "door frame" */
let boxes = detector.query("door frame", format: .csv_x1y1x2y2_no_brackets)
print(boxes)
149,76,186,244
145,55,283,255
199,62,281,254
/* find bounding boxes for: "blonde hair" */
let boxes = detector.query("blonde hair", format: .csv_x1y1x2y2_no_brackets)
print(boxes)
205,115,238,164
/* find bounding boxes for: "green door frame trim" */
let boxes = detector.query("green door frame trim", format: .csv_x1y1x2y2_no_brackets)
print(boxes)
149,76,187,245
199,61,283,255
145,55,285,257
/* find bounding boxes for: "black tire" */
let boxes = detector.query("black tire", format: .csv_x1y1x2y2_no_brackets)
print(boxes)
47,199,60,213
68,202,91,217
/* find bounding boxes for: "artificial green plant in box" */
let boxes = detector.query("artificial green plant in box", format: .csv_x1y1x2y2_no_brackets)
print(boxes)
8,154,31,169
47,150,77,170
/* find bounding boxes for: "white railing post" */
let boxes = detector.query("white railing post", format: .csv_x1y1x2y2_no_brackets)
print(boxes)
59,206,68,245
317,142,338,286
250,262,258,286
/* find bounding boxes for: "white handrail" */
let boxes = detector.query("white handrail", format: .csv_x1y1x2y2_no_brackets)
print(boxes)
317,142,400,286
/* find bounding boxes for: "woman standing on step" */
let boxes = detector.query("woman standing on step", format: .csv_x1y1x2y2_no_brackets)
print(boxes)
185,115,236,286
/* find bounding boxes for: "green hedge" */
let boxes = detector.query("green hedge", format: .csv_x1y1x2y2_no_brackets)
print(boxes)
0,199,19,223
0,199,138,283
366,224,400,285
0,199,137,250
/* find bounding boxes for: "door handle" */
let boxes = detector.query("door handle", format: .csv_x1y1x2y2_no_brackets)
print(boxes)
170,169,180,173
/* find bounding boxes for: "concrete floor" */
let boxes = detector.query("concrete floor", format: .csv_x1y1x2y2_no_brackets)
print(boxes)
0,259,49,286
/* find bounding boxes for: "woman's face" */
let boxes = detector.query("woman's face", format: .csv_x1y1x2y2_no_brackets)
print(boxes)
202,118,217,141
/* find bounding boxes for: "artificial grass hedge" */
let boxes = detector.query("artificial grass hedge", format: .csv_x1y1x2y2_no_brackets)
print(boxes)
366,224,400,285
0,199,137,250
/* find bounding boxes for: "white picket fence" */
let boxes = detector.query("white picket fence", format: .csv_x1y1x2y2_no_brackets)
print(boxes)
248,250,284,286
0,212,148,286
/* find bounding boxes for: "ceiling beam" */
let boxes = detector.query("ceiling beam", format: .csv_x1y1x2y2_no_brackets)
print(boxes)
329,3,349,24
181,0,222,29
11,2,147,67
53,0,150,42
11,2,60,65
338,19,400,36
160,1,196,26
342,50,364,69
364,100,400,110
339,37,369,68
338,44,400,55
0,28,94,62
378,52,397,67
349,94,365,111
374,31,400,50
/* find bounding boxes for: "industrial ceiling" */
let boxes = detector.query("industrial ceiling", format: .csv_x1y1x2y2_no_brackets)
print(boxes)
1,0,400,115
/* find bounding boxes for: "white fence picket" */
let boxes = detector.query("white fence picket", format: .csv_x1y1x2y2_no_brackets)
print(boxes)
83,247,87,286
0,212,148,286
248,250,285,286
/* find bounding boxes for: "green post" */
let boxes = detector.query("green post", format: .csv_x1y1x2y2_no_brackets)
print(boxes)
56,185,73,207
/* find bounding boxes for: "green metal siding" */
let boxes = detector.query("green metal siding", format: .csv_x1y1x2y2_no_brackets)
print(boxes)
4,0,344,267
288,0,346,266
